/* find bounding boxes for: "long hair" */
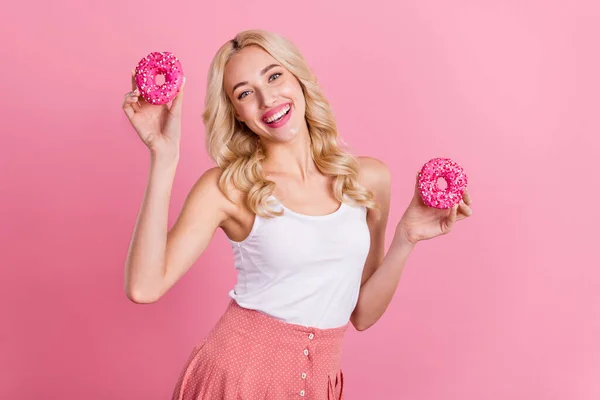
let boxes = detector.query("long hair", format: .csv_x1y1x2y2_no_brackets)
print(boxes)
203,29,377,217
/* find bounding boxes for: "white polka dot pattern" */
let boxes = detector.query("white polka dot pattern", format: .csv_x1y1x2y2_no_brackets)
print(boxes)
172,300,346,399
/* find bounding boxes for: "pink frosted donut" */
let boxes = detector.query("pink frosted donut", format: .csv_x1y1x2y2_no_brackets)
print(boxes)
134,51,184,105
417,157,468,209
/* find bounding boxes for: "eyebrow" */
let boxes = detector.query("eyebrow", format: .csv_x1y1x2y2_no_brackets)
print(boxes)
231,64,281,96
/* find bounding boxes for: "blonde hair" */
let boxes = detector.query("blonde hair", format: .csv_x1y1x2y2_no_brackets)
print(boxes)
203,29,376,217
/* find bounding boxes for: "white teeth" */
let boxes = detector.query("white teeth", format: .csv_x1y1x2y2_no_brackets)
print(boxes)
264,105,290,123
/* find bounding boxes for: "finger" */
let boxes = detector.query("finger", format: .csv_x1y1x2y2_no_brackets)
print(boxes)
123,100,135,119
131,69,137,91
123,91,140,103
170,76,186,115
130,71,149,104
124,88,139,98
462,189,472,206
457,200,472,218
124,94,142,111
444,204,459,231
412,171,423,202
130,89,148,106
123,91,142,115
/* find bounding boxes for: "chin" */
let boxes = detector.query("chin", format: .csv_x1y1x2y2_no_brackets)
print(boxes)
272,127,300,143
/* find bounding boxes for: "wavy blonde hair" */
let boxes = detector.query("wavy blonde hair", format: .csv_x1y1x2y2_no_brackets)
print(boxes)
202,29,376,217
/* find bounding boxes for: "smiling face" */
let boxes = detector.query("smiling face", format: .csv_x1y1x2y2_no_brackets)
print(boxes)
224,45,308,143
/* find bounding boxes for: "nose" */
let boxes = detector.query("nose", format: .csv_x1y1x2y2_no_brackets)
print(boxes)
258,87,277,109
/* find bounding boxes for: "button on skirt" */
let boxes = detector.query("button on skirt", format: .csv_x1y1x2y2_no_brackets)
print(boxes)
172,299,347,399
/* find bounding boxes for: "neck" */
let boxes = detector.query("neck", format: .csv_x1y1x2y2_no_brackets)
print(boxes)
261,128,317,182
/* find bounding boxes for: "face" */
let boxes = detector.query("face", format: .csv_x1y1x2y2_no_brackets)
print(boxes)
224,46,307,143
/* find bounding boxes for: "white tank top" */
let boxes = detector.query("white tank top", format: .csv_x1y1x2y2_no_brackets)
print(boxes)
227,195,371,329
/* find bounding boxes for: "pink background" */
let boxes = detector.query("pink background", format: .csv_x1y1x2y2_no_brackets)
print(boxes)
2,0,599,399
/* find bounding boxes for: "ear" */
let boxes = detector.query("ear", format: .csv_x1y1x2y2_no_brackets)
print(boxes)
235,113,244,123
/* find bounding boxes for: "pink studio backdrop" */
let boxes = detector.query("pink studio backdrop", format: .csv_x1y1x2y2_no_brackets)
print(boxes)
1,0,598,399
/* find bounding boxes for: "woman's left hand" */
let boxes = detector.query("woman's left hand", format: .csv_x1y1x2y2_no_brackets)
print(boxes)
397,173,473,245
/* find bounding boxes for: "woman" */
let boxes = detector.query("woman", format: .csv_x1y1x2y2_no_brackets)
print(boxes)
122,30,473,400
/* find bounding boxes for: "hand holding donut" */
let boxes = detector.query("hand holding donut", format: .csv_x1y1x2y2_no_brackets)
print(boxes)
397,159,473,245
122,54,185,160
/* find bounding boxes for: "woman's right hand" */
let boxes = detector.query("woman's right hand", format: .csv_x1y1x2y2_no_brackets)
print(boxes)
122,71,186,160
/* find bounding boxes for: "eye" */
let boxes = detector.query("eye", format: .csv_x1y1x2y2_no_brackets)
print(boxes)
269,72,282,82
238,90,251,100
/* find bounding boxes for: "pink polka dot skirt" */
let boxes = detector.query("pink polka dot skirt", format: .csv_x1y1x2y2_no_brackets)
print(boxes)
172,299,348,399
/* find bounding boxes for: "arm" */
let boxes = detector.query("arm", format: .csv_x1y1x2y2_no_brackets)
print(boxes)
350,226,415,331
124,162,229,304
350,158,473,331
350,156,410,331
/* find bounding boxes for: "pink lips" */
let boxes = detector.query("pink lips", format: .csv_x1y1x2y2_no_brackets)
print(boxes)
261,103,292,128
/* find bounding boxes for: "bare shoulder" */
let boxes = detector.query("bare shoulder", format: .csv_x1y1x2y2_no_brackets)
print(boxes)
188,166,224,198
357,156,391,193
190,167,256,242
186,166,243,223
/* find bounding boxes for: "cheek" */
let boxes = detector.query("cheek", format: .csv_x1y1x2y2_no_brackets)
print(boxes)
236,104,256,121
282,81,305,107
290,82,304,101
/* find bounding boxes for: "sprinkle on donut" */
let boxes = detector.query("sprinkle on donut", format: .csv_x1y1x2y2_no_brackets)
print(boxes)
417,157,468,209
134,51,184,105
